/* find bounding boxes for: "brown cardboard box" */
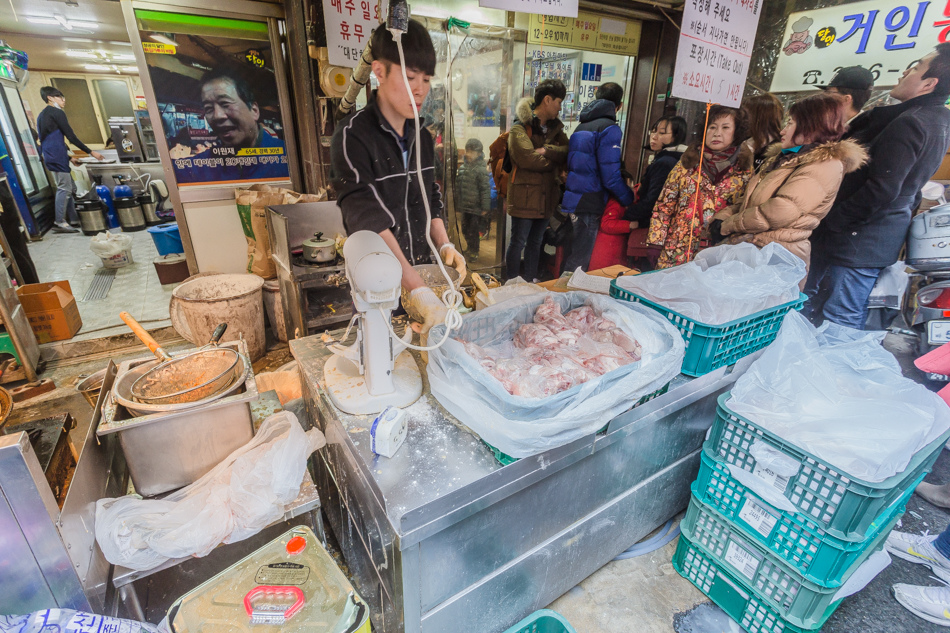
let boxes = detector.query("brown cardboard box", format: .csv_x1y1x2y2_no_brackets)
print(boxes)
17,281,83,343
536,266,639,293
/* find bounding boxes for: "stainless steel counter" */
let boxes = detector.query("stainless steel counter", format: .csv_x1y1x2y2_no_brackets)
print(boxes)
292,334,757,633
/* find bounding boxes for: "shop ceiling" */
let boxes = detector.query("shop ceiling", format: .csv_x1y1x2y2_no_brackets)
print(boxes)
0,0,133,73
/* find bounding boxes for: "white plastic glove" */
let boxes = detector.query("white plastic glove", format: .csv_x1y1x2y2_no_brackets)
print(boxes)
406,286,448,335
439,243,467,280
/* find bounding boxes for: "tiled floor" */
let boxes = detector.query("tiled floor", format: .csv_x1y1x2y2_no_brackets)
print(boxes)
29,228,175,341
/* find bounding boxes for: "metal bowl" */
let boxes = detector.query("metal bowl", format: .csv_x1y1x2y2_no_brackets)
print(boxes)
112,352,249,417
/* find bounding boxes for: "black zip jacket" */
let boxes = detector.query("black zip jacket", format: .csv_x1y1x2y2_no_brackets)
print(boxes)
624,146,685,224
330,98,443,265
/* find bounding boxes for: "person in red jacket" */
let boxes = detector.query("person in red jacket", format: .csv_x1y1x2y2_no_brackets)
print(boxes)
588,198,636,270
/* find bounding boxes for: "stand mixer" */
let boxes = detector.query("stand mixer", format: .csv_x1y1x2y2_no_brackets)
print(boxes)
324,231,423,415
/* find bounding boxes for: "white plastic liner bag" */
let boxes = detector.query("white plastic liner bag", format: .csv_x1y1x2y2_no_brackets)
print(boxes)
89,231,133,258
427,291,686,458
727,311,950,482
95,412,326,571
614,243,805,325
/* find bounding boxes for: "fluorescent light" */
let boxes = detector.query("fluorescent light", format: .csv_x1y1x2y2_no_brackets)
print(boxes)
63,37,94,43
66,50,97,58
121,66,138,73
110,41,133,47
113,54,136,61
27,16,99,29
149,34,177,47
84,64,110,71
26,17,59,25
70,21,99,29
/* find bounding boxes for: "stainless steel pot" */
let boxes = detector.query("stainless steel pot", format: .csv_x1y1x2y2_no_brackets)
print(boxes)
77,200,108,236
138,193,163,226
115,197,146,232
303,232,337,263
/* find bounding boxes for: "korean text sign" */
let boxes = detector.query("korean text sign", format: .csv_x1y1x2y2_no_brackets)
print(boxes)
323,0,380,67
671,0,763,108
480,0,579,19
771,0,948,92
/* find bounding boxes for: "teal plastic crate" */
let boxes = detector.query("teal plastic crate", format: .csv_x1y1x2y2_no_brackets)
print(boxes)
609,280,805,377
693,450,923,586
707,392,950,540
503,609,577,633
674,534,832,633
483,380,672,466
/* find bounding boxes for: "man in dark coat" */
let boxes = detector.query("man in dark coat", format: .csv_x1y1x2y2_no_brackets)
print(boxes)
805,44,950,328
561,82,633,272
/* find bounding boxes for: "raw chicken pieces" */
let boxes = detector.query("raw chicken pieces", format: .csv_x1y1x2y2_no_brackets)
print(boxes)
462,297,643,398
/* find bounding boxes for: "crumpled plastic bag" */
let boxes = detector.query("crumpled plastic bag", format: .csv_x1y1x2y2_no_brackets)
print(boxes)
615,243,805,324
868,260,909,310
0,610,159,633
95,412,326,571
89,231,133,258
726,312,950,482
427,291,685,458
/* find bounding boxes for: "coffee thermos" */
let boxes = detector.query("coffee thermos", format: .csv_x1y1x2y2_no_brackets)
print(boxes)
112,185,146,232
77,199,108,236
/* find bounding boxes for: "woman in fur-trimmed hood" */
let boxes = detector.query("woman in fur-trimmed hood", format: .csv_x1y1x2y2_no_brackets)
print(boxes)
712,92,869,270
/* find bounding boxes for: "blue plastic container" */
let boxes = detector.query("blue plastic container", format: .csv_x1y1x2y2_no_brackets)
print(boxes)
94,185,120,229
147,222,183,256
504,610,577,633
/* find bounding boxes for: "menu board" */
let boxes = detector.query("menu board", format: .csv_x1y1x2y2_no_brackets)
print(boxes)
527,12,642,56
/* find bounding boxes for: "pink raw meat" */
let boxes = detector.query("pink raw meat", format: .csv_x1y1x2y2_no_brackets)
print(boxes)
514,323,560,349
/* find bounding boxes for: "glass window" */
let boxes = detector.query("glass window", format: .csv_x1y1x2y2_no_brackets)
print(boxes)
3,85,48,192
0,95,33,195
50,77,104,145
93,79,135,121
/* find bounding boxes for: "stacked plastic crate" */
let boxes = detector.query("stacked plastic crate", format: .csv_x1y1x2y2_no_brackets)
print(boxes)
673,393,950,633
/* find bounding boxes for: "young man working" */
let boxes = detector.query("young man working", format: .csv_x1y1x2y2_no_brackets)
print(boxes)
504,79,569,281
561,82,633,272
805,44,950,328
36,87,104,233
331,21,465,335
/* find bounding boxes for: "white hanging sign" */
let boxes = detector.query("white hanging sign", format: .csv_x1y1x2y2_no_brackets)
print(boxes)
323,0,382,67
770,0,948,93
479,0,579,19
671,0,764,107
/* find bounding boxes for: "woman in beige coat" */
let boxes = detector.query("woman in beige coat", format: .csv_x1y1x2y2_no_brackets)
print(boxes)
711,92,868,268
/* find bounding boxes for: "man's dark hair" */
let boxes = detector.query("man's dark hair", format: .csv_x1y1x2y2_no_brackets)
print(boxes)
595,82,624,108
40,87,64,103
534,79,566,107
370,19,436,75
200,69,256,109
924,42,950,98
832,86,872,111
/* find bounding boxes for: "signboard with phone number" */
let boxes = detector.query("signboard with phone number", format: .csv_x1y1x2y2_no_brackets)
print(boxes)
771,0,950,93
527,13,642,57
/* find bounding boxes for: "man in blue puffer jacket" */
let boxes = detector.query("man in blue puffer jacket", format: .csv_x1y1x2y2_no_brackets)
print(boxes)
562,83,633,272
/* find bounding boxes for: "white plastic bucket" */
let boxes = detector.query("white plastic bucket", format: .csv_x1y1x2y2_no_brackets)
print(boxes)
101,249,133,269
170,273,266,360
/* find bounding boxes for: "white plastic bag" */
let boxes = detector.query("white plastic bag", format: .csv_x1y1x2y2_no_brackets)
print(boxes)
0,610,159,633
868,260,909,310
89,231,133,258
615,243,805,324
727,312,950,482
95,411,326,571
427,291,685,458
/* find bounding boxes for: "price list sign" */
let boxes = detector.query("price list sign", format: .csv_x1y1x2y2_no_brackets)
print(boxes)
527,12,642,56
671,0,763,107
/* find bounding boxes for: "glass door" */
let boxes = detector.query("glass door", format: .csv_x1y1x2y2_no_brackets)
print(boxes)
1,85,48,194
0,89,35,196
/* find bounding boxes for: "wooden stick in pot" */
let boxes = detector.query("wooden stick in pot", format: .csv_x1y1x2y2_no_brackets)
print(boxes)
120,311,172,362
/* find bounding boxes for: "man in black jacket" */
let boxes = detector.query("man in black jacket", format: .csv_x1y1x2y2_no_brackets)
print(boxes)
805,44,950,328
36,87,103,233
331,21,465,335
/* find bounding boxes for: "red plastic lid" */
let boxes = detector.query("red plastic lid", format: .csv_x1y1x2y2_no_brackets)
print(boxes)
286,536,307,555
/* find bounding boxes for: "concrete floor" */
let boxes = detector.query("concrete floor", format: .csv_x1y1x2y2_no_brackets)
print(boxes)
544,331,950,633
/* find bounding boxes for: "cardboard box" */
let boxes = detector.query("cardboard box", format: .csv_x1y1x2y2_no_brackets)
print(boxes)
537,266,639,293
17,281,83,343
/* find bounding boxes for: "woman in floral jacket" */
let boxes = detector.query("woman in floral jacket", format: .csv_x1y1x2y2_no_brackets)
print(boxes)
647,106,753,268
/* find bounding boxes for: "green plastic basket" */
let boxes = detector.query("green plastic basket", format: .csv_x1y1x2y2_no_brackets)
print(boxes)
707,392,950,540
693,450,923,586
483,381,672,466
503,609,577,633
673,534,831,633
609,280,805,377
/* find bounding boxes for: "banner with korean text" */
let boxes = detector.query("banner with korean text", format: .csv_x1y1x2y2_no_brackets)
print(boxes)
671,0,763,107
771,0,949,93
